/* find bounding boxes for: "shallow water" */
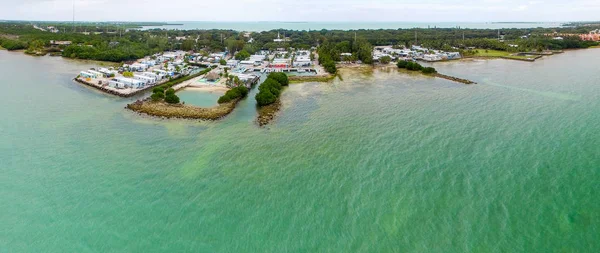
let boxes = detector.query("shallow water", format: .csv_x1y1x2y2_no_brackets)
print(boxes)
177,88,223,107
1,50,598,252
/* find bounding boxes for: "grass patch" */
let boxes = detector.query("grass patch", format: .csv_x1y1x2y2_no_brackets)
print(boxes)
289,75,335,83
472,49,511,57
470,49,538,61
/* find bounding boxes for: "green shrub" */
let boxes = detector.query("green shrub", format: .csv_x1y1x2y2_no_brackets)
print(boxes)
260,78,282,97
150,92,164,101
218,94,232,104
322,61,337,74
255,89,277,106
379,56,392,64
255,77,285,106
421,67,437,74
267,72,289,86
397,60,408,68
0,38,27,50
237,86,249,97
152,87,164,94
405,62,423,71
217,86,249,104
165,94,180,104
165,88,175,96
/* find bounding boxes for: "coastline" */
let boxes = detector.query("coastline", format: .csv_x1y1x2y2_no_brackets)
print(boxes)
0,48,121,66
74,78,155,98
338,64,477,85
257,99,282,126
127,99,240,120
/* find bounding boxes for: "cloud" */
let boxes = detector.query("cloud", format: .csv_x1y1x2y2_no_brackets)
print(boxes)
515,5,529,11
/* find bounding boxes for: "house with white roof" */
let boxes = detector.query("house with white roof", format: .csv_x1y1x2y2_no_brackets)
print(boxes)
114,77,145,89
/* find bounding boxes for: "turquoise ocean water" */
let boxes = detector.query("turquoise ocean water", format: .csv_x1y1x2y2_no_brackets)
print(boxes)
0,49,599,252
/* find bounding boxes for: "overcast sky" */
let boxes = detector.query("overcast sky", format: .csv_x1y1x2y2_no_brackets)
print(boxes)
2,0,599,22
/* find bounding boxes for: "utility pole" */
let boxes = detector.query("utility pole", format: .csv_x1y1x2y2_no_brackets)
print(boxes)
415,30,418,45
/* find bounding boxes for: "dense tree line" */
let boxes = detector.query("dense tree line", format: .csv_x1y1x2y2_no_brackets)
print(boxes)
0,38,27,50
255,73,288,106
397,60,437,74
1,22,598,63
218,86,249,104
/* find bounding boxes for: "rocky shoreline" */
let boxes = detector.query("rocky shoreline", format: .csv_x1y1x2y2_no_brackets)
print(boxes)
74,78,155,98
433,73,477,84
256,100,281,126
126,99,240,120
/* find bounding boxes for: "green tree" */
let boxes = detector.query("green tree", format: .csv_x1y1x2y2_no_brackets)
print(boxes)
405,62,423,71
267,72,289,86
181,39,195,51
379,56,392,64
150,92,164,101
219,59,226,65
165,88,175,96
165,93,180,104
421,67,437,74
397,60,408,68
235,50,251,60
323,61,337,74
255,89,276,106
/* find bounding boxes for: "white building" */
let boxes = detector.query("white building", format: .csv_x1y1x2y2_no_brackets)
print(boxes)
154,69,174,77
293,56,312,67
79,71,97,78
127,63,148,72
141,72,160,80
134,74,156,84
87,70,104,78
445,52,461,60
108,81,126,89
97,68,117,77
423,54,443,62
140,60,156,66
273,32,291,42
114,77,145,88
226,60,239,68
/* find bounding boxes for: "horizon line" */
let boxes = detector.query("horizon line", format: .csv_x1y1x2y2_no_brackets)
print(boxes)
1,19,588,23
